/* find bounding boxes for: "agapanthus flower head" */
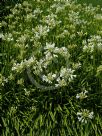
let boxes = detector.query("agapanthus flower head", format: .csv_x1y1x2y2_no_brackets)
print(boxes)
77,109,94,123
76,90,88,99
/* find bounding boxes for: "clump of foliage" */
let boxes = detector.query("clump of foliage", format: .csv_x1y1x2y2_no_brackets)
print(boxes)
0,0,102,135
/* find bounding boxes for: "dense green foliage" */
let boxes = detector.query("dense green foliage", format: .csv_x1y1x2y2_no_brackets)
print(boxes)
0,0,102,135
77,0,102,7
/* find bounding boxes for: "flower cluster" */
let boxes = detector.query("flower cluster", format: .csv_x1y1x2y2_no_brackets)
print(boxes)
12,56,36,73
76,89,94,123
76,90,88,99
0,74,8,86
34,25,50,39
77,109,94,123
83,35,102,53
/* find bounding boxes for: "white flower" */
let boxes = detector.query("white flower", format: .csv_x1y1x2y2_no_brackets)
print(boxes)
52,74,56,78
56,6,65,13
60,67,67,77
83,35,102,53
53,54,58,58
77,109,94,123
76,94,80,99
94,14,102,20
17,78,24,85
0,33,4,39
35,25,50,39
76,90,88,99
88,111,94,119
77,112,82,116
61,47,68,52
56,77,67,87
4,33,13,41
44,42,55,51
33,8,42,15
59,67,76,82
42,73,56,84
78,116,82,122
12,61,25,73
45,52,53,61
3,78,8,83
12,66,16,71
59,47,68,56
0,74,8,86
24,88,30,96
42,75,52,84
43,13,58,27
25,57,35,67
54,47,60,53
83,45,88,52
